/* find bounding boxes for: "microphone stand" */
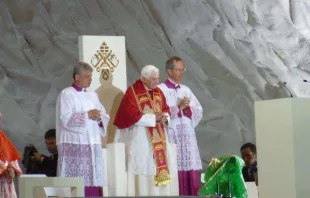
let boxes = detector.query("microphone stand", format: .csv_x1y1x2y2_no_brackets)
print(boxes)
225,172,232,198
216,175,223,198
283,82,293,97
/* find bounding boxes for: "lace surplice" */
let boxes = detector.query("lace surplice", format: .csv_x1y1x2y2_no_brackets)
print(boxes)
158,83,203,171
56,87,109,187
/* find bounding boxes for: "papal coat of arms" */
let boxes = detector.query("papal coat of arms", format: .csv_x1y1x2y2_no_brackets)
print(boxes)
90,42,120,80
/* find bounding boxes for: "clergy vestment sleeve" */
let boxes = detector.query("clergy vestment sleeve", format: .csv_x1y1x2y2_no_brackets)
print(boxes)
160,88,171,115
0,160,20,176
59,92,87,133
169,105,182,119
182,106,192,119
95,94,110,136
188,90,203,127
0,160,7,175
8,161,22,176
114,87,144,129
160,89,171,125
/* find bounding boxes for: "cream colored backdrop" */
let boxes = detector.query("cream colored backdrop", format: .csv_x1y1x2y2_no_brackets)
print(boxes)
78,36,127,144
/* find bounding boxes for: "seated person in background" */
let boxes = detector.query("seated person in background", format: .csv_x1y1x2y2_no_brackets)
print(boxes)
22,129,58,176
240,142,258,185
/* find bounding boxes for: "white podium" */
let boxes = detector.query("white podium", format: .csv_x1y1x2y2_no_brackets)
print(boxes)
18,143,178,197
18,176,84,198
255,98,310,198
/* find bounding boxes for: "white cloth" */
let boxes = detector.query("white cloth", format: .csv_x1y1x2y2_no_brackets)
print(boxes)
56,86,110,187
126,173,171,196
0,176,18,198
0,161,18,198
114,113,176,195
158,82,203,171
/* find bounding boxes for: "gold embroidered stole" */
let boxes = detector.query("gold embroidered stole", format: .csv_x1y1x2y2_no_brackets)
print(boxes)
131,86,170,186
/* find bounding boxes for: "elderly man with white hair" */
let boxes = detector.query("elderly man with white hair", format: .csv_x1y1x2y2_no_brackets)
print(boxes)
56,62,110,197
114,65,176,196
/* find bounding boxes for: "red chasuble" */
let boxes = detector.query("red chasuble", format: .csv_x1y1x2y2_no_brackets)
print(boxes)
0,130,21,175
114,79,171,186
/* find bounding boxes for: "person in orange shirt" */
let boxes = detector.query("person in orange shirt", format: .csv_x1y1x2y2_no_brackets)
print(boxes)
0,112,22,198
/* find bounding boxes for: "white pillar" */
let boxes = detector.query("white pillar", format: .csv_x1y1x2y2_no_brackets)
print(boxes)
78,35,127,144
255,98,310,198
106,143,127,196
169,143,179,195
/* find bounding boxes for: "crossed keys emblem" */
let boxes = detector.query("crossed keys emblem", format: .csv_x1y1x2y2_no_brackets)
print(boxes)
90,42,120,80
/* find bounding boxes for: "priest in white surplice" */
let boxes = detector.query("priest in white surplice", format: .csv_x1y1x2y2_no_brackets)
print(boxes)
158,56,203,196
114,65,176,196
56,62,109,197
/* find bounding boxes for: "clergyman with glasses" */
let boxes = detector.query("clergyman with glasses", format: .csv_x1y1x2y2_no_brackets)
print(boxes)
158,56,203,196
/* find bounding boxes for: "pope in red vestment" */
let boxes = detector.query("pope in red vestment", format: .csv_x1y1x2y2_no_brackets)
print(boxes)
114,79,170,129
114,65,176,196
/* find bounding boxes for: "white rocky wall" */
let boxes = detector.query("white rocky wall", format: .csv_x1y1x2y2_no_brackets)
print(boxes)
1,0,310,168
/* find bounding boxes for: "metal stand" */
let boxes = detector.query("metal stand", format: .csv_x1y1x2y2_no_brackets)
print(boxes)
215,175,223,198
225,172,233,198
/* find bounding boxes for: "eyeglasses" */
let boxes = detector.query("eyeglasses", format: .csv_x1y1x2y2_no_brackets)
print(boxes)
172,68,187,72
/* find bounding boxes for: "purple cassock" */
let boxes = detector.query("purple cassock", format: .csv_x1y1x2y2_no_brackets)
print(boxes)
158,79,203,196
